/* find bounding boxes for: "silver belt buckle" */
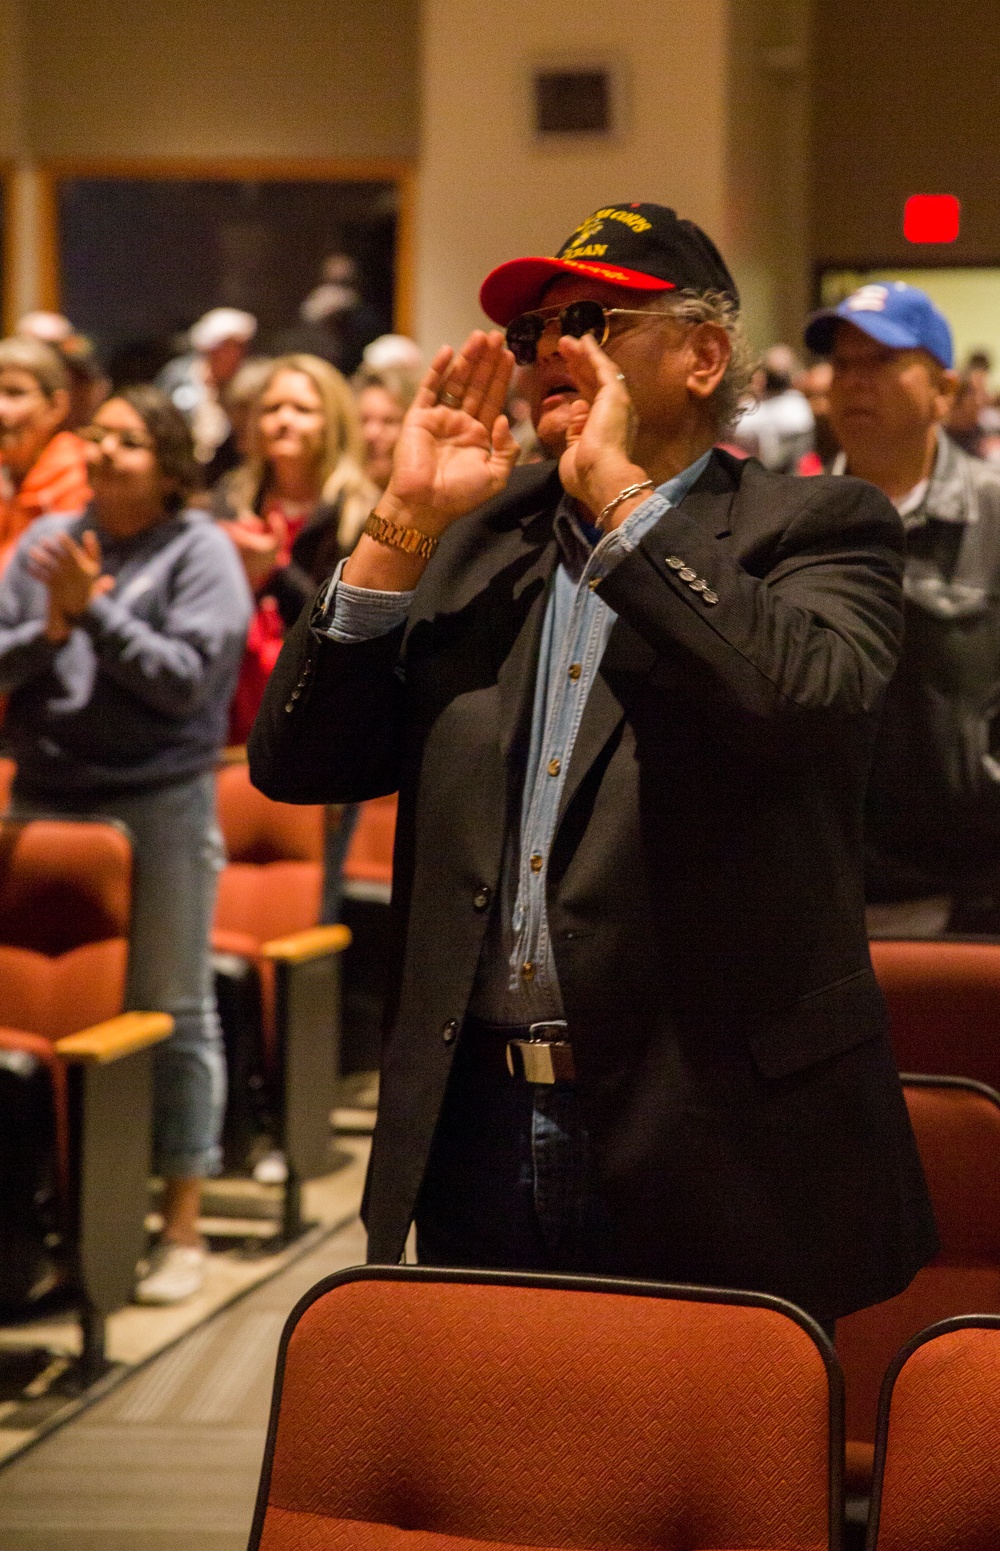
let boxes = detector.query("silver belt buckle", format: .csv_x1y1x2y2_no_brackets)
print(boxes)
506,1020,576,1084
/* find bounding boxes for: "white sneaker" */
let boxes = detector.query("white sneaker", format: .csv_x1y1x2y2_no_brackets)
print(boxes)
134,1242,208,1305
252,1149,288,1185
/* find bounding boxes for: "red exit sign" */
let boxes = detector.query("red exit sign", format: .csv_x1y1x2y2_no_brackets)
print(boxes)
904,195,961,243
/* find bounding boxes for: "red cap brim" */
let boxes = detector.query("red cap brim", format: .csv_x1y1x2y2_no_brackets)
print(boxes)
479,256,674,327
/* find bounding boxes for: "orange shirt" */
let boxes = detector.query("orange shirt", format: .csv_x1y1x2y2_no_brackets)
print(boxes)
0,431,92,573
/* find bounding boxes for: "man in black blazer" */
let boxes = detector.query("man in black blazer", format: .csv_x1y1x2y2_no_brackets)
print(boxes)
250,204,936,1323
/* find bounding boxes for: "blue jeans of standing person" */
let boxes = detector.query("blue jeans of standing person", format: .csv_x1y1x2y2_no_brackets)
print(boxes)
321,801,360,923
414,1023,611,1273
12,770,227,1179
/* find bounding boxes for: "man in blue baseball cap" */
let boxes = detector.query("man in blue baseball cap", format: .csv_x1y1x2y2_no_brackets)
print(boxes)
806,282,1000,934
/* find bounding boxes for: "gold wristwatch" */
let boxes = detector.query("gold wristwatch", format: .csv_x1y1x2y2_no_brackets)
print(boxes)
363,509,438,560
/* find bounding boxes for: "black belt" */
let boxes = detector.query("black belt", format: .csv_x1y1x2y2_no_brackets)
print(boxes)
463,1016,577,1085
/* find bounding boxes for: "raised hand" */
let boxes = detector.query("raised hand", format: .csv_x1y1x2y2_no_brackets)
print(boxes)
222,509,288,591
380,331,519,535
28,530,114,626
554,333,649,523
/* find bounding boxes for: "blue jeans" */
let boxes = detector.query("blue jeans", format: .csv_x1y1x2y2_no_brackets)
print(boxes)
414,1028,610,1273
321,801,360,923
13,771,227,1178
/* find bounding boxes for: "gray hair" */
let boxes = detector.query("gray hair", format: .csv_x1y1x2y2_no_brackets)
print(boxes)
654,289,755,435
0,336,69,398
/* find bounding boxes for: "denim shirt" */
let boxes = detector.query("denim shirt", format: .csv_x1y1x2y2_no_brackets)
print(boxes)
314,452,711,1024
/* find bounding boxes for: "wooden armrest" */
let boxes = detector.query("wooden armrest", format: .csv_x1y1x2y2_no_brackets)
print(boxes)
55,1011,174,1064
261,924,352,963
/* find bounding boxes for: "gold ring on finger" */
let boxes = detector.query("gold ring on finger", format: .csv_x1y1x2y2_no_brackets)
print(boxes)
440,390,462,409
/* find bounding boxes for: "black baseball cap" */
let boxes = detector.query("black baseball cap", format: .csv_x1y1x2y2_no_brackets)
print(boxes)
480,202,739,325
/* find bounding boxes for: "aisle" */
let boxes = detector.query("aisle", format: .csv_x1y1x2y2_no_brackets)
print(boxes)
0,1207,369,1550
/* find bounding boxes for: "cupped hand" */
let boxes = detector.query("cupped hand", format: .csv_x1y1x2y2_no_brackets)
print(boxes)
28,530,114,621
555,333,648,519
381,331,519,534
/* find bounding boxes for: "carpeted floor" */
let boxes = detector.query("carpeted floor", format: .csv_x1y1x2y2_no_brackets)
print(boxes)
0,1207,369,1550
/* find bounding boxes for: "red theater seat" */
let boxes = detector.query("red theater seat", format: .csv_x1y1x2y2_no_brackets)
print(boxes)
214,760,328,1067
248,1267,841,1551
867,1316,1000,1551
838,1076,1000,1494
343,794,396,893
869,938,1000,1092
213,762,351,1231
0,817,172,1375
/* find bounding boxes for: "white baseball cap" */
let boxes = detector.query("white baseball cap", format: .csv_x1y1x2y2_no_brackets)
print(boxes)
189,308,257,353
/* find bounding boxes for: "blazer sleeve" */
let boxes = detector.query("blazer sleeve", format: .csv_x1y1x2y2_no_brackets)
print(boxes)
247,590,406,804
597,472,904,736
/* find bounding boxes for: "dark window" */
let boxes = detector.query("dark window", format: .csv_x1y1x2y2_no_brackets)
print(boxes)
57,178,398,384
534,71,611,135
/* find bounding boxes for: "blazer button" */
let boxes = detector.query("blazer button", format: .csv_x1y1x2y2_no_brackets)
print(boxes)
284,700,295,713
472,885,491,911
441,1019,459,1045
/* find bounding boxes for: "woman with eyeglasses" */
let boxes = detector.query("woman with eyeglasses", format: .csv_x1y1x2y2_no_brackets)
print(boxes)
214,353,376,743
0,386,252,1305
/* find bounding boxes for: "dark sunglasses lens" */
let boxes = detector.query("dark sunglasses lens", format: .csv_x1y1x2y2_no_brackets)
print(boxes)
559,300,608,341
505,314,545,365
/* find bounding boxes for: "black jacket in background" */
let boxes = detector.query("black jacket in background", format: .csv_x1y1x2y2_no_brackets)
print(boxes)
861,431,1000,898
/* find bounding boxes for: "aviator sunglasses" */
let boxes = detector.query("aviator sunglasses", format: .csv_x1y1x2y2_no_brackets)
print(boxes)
505,299,669,365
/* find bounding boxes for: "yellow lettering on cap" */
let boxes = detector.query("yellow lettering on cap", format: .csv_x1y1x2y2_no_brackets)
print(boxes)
605,208,652,233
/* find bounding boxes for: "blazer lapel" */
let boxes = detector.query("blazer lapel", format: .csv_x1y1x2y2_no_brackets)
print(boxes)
496,522,558,764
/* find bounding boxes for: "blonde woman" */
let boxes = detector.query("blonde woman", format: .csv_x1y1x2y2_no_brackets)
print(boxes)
216,353,376,741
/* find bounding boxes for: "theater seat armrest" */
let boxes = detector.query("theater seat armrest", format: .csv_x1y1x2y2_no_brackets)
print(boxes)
55,1011,175,1064
261,924,352,963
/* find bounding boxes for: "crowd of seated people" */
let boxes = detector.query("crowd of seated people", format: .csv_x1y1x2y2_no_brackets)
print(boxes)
2,273,1000,1314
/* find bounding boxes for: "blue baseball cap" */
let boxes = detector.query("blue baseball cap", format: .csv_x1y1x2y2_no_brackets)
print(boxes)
804,282,954,369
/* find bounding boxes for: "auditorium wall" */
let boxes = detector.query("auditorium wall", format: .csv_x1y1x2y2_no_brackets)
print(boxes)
4,0,418,160
812,0,1000,275
417,0,812,355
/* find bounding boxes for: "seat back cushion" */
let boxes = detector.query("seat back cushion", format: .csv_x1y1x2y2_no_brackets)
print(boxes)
875,1324,1000,1551
343,795,397,888
0,820,131,953
0,940,129,1040
214,862,322,946
261,1280,831,1551
870,939,1000,1091
839,1081,1000,1445
217,764,325,865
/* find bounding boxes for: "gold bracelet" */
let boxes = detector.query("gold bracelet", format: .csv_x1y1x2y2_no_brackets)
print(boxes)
363,509,439,561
